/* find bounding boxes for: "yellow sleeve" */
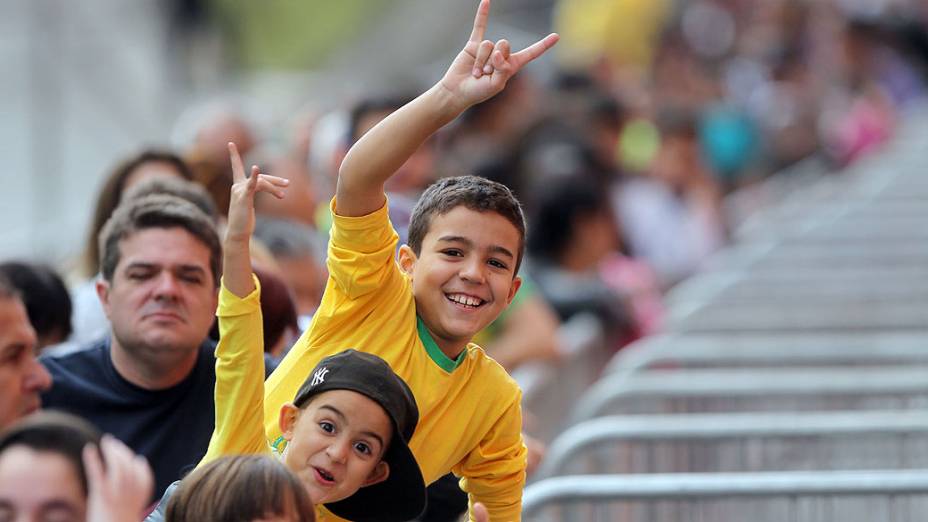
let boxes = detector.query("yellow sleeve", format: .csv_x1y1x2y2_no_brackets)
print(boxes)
454,393,527,521
200,275,268,466
327,197,401,299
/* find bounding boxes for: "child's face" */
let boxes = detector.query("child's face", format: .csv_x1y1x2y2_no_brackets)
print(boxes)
0,446,87,522
278,390,392,506
400,206,522,353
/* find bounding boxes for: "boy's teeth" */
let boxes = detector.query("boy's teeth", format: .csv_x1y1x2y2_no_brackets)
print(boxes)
449,294,482,306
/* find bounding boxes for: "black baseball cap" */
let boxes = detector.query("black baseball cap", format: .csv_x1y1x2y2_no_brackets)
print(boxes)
292,349,426,522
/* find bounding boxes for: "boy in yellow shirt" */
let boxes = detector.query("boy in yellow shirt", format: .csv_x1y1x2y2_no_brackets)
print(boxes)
263,1,559,519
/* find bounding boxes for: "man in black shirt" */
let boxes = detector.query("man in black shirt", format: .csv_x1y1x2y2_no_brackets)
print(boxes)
42,194,223,501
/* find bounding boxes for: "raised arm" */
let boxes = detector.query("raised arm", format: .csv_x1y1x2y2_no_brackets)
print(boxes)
336,0,558,217
199,143,291,466
223,142,289,297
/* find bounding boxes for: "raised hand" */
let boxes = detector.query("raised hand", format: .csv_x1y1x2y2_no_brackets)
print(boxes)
225,142,289,245
440,0,559,109
83,435,154,522
224,142,289,297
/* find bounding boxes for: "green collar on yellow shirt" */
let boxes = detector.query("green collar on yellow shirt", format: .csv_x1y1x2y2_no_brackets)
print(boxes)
417,316,467,373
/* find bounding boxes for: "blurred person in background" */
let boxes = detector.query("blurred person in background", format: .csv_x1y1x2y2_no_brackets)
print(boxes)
613,108,727,288
0,275,52,431
528,175,662,346
249,146,320,229
252,266,300,361
0,262,73,352
253,217,326,325
176,104,258,218
71,151,197,349
0,411,152,522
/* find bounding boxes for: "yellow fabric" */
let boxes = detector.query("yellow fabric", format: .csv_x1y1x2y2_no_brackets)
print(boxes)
264,199,527,521
202,275,269,465
202,276,331,522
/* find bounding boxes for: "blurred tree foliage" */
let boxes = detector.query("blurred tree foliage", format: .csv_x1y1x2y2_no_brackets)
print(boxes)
208,0,389,69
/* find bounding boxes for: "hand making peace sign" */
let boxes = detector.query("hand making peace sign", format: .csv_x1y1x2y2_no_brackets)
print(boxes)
225,142,289,246
223,142,290,298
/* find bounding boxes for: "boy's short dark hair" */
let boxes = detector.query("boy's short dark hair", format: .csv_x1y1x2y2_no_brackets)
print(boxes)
98,194,221,287
122,176,219,222
408,176,526,275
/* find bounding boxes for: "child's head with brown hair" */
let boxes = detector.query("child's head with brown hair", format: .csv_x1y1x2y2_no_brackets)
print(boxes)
166,454,315,522
400,176,525,355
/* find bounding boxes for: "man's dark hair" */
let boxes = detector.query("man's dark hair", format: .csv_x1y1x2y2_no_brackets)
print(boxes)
0,262,73,342
0,411,102,496
408,176,526,275
98,194,221,287
123,176,219,222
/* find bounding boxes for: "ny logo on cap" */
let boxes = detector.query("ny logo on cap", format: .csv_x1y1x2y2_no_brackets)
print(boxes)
311,367,329,387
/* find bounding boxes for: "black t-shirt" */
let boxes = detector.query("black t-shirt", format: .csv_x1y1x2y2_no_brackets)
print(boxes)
41,338,218,501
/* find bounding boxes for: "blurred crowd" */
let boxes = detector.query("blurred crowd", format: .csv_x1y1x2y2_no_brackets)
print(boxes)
43,0,926,360
4,0,928,519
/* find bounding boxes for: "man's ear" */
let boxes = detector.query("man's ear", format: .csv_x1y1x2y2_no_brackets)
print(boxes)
95,279,113,319
278,403,300,441
362,461,389,487
506,275,522,305
397,245,418,276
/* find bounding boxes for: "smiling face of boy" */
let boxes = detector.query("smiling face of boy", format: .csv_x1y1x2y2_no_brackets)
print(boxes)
399,206,522,358
278,389,392,506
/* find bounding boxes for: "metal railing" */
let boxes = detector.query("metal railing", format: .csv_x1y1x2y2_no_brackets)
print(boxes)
523,470,928,521
537,411,928,479
604,332,928,377
573,367,928,422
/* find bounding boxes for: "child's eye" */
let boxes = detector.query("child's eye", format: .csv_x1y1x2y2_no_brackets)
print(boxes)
318,421,335,433
488,259,508,270
441,249,463,258
354,441,372,455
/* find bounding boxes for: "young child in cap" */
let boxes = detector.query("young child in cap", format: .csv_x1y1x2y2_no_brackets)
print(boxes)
260,1,559,519
145,145,426,522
